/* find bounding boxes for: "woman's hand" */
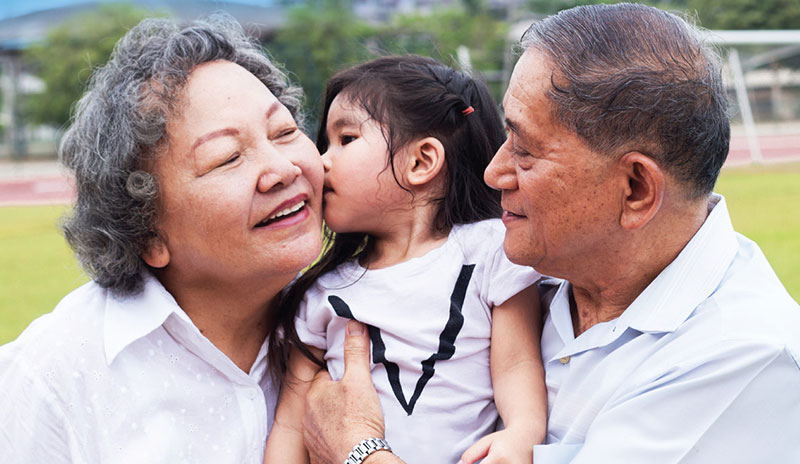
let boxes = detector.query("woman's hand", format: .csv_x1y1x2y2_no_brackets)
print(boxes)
303,320,389,464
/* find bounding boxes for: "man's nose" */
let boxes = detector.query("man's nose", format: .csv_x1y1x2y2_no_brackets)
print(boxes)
484,143,516,191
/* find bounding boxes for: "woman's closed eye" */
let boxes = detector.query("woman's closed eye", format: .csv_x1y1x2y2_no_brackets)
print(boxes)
218,152,241,168
274,126,299,141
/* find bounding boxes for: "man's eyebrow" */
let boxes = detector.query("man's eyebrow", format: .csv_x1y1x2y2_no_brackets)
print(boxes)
505,118,522,137
505,117,546,153
191,128,239,152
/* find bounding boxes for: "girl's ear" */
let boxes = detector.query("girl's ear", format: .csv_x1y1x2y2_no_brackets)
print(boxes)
406,137,446,187
142,236,170,269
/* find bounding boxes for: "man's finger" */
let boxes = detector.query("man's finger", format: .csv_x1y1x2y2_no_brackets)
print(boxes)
342,320,372,382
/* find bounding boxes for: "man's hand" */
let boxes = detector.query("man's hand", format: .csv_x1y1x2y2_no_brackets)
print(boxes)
303,320,386,464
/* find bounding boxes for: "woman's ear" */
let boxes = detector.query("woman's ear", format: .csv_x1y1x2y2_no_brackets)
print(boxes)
142,236,170,269
618,152,665,231
405,137,446,187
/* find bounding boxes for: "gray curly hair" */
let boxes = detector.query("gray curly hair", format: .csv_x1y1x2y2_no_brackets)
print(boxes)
60,14,305,296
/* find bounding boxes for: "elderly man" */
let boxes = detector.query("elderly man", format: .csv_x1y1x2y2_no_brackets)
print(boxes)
301,3,800,464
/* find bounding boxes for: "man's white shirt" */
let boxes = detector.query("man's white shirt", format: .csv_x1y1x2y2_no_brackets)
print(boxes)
535,194,800,463
0,273,277,464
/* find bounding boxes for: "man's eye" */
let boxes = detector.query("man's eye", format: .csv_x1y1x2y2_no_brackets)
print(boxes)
341,135,356,145
512,146,530,158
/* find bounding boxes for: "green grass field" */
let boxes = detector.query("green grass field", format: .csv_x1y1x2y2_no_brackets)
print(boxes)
0,205,88,343
1,163,798,345
714,163,800,300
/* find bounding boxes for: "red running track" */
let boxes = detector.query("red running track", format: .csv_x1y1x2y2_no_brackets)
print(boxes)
0,176,76,207
728,132,800,165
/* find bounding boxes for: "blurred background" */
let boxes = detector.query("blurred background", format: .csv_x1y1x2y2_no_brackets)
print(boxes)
1,0,798,343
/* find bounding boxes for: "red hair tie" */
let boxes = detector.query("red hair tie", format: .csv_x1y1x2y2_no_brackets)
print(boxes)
462,106,475,116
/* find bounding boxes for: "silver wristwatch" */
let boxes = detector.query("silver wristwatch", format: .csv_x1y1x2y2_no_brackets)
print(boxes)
344,437,392,464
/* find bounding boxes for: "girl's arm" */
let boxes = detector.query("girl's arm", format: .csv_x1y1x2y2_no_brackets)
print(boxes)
461,284,547,464
263,346,325,464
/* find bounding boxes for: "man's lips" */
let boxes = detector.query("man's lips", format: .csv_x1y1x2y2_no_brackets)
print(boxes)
502,210,525,222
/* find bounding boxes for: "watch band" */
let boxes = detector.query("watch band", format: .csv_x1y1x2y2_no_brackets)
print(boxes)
344,437,392,464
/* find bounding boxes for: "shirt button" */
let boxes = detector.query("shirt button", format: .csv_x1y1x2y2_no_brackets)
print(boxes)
559,356,570,364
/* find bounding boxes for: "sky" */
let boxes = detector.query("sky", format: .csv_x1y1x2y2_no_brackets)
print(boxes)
0,0,277,21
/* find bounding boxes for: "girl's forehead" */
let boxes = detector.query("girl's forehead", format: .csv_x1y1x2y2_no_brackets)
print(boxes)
328,94,375,128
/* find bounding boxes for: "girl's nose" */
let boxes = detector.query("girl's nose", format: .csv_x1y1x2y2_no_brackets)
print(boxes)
320,151,332,173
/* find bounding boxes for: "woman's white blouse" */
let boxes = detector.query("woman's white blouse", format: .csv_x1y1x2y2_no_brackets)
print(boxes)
0,273,277,464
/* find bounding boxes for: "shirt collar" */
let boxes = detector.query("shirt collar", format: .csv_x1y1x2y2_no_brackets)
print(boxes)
623,193,738,333
104,271,193,365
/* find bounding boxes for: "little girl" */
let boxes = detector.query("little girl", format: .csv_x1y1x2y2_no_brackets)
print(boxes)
265,55,546,464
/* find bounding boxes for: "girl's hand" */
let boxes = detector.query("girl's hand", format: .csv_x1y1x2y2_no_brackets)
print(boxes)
458,429,534,464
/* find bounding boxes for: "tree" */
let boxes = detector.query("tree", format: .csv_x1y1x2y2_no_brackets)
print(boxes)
525,0,681,15
375,7,508,100
686,0,800,30
23,4,154,128
266,0,375,129
525,0,800,30
267,0,510,128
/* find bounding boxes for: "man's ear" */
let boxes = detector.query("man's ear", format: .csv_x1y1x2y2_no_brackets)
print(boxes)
142,235,170,269
405,137,446,187
618,152,665,230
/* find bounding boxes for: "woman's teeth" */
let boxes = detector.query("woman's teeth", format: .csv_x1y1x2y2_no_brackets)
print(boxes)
268,201,304,220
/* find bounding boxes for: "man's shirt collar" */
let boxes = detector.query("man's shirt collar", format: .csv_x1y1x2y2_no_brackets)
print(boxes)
548,193,739,358
624,194,737,333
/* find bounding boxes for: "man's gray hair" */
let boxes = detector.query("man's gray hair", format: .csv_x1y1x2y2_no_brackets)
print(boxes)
521,2,729,199
60,14,304,295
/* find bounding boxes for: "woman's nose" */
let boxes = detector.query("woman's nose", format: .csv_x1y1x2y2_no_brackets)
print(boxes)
257,150,302,193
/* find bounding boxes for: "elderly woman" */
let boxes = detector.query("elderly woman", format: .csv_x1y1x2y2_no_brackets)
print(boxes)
0,15,323,463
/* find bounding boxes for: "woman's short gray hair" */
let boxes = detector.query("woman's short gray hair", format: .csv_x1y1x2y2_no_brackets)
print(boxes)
60,14,305,295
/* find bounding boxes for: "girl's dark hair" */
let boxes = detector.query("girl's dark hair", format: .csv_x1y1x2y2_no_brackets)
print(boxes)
268,55,505,376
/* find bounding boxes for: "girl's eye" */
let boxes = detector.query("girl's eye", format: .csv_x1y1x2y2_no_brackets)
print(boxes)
341,135,356,146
